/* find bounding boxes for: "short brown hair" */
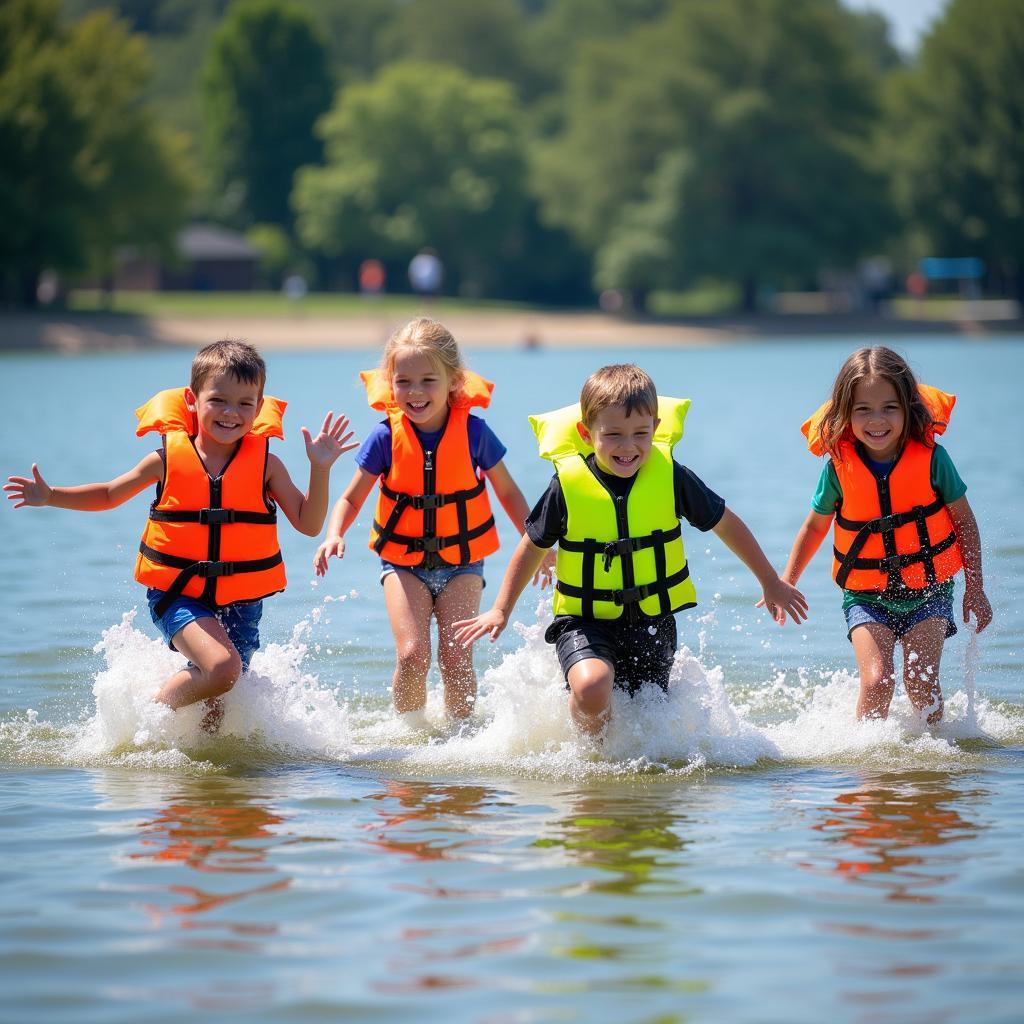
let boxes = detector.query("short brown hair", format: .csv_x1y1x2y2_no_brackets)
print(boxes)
190,339,266,395
580,364,657,426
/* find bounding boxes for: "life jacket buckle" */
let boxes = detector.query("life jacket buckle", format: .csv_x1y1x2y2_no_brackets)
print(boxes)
199,508,236,525
412,493,445,511
878,554,903,572
197,560,233,578
612,582,651,606
408,537,442,553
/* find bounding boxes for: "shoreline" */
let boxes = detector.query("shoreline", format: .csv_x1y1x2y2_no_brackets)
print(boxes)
1,308,1022,353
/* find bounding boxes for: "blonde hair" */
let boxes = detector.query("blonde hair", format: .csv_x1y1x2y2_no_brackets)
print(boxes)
818,346,934,460
380,318,465,394
580,364,657,426
191,338,266,395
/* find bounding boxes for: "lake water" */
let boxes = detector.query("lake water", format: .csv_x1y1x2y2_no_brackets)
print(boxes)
1,335,1022,1023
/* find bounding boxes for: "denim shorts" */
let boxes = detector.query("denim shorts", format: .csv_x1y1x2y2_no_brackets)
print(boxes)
379,559,485,600
146,589,263,670
844,591,957,643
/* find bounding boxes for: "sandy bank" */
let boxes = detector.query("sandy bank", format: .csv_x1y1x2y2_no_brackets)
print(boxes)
1,308,1021,353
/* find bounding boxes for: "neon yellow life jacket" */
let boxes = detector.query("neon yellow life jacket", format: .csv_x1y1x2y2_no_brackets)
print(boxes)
530,397,697,620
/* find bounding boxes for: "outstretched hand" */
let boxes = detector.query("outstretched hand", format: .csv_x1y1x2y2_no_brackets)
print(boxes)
4,464,51,509
963,585,993,633
756,577,808,626
313,537,345,576
452,608,508,647
302,413,359,468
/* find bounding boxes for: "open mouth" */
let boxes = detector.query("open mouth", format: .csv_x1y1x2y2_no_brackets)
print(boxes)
407,401,429,413
613,454,640,469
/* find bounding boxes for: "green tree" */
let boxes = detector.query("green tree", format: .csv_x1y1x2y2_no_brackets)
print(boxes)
0,0,192,306
883,0,1024,298
201,0,334,228
294,61,531,296
535,0,891,310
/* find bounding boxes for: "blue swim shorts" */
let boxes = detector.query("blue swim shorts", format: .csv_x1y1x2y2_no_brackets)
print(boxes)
146,589,263,670
844,592,957,643
379,559,485,600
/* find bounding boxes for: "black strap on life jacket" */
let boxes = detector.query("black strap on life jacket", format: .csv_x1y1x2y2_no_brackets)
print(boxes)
556,524,688,620
372,477,490,565
142,543,283,618
833,493,955,590
144,464,280,616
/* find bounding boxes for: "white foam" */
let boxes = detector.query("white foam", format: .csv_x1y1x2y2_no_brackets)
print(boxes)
3,598,1021,778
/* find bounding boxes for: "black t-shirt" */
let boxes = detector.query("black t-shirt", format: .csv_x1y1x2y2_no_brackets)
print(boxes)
525,454,725,549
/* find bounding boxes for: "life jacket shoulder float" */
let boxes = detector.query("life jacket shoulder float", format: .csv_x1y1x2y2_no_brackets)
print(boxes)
360,369,500,567
133,388,288,617
802,384,963,593
530,397,697,620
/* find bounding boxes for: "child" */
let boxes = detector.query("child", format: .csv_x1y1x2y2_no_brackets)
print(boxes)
778,346,992,723
453,363,807,735
5,339,356,728
313,318,552,724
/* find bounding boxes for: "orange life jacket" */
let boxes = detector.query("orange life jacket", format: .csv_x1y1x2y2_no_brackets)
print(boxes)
360,369,500,566
802,385,963,593
134,388,288,616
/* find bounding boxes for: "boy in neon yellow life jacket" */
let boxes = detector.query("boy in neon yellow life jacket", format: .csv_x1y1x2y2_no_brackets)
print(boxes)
454,364,808,735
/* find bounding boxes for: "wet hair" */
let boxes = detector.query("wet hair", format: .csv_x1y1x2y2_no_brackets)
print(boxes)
580,364,658,426
381,317,465,393
818,346,933,459
190,339,266,395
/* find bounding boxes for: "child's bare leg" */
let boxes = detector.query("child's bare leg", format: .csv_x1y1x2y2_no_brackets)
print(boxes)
901,617,947,724
566,656,615,735
850,622,897,720
434,573,484,719
154,617,243,711
382,571,434,714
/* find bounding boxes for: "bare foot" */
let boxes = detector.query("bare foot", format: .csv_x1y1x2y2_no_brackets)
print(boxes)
200,698,224,734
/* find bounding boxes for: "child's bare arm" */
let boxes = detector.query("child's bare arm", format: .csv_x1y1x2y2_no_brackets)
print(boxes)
314,467,378,575
946,495,993,632
5,453,163,511
780,509,834,584
267,412,357,537
483,459,555,586
453,534,548,644
712,507,808,625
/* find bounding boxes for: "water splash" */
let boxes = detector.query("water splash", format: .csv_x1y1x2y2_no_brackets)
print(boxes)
1,600,1020,778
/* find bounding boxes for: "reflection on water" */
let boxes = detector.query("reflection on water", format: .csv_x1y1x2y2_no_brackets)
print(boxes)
364,779,493,863
803,773,981,904
534,790,697,898
126,777,295,941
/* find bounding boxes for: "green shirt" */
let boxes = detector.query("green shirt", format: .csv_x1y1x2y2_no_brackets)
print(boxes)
811,443,965,613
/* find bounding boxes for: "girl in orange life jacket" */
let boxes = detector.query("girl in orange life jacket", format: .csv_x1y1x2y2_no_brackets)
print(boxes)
5,339,357,729
313,318,554,725
774,347,992,725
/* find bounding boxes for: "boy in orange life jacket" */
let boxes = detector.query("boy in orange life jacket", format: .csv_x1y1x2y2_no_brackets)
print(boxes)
453,364,808,736
5,339,357,728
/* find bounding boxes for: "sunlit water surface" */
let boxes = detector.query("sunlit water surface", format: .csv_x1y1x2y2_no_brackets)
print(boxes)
1,336,1022,1023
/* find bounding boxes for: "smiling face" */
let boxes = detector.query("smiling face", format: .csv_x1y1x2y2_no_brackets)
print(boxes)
578,404,658,478
391,349,451,433
849,375,906,461
187,370,262,450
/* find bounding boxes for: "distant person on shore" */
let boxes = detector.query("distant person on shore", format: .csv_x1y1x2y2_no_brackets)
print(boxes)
359,259,386,299
5,339,357,731
408,248,443,301
453,363,806,736
775,346,992,724
313,317,553,727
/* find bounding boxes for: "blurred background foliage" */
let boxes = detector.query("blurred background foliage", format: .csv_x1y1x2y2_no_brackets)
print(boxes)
2,0,1022,309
